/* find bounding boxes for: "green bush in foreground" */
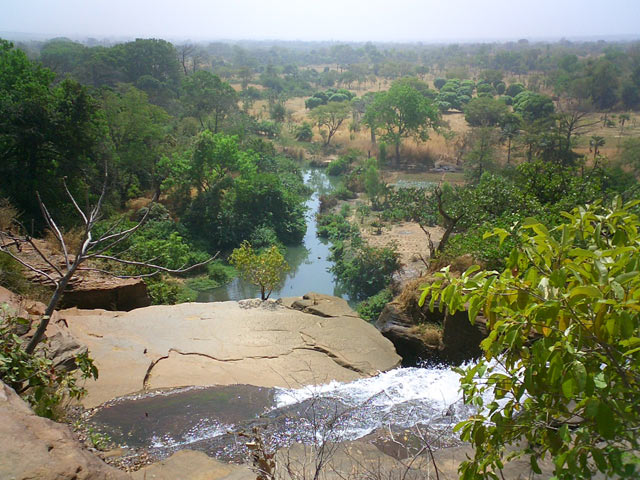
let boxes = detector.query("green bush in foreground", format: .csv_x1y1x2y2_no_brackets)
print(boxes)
0,305,98,418
421,199,640,479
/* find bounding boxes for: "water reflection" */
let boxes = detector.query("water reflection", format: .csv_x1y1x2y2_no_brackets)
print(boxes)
197,169,349,302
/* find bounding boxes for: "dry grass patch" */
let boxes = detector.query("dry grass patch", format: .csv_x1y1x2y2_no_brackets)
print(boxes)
43,227,85,255
0,198,19,232
410,322,443,347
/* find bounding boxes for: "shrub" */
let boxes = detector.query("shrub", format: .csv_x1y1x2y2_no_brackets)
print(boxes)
357,288,393,322
421,199,640,479
330,240,400,299
230,241,289,300
326,157,350,176
316,213,359,241
249,225,283,250
294,122,313,142
0,305,98,419
146,278,196,305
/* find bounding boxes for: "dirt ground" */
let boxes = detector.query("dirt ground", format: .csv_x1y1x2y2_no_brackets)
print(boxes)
360,220,444,283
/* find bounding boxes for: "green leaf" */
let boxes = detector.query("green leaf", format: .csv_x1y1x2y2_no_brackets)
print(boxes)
468,295,483,324
596,402,616,439
571,361,587,392
569,285,602,299
561,376,576,398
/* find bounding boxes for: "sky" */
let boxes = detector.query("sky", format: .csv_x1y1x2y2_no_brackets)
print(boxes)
1,0,639,43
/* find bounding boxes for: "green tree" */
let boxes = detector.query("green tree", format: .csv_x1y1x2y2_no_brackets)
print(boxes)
309,101,350,146
463,127,499,181
230,241,289,300
365,81,440,165
39,38,87,75
420,199,640,479
116,38,181,89
619,137,640,176
101,85,171,202
587,59,620,110
513,90,555,122
181,70,238,132
363,159,385,209
464,97,509,127
0,41,105,228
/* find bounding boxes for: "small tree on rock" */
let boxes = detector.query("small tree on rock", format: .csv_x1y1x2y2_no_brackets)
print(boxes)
230,241,289,300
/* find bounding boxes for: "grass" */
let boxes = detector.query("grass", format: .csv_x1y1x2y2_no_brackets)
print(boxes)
410,322,443,347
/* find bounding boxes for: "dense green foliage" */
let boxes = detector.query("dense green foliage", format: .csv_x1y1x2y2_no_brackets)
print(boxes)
330,238,400,300
305,88,355,109
0,40,105,228
316,211,400,300
420,200,640,479
365,79,440,163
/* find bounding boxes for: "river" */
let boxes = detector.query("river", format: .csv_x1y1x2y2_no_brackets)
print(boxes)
197,169,349,302
89,364,469,463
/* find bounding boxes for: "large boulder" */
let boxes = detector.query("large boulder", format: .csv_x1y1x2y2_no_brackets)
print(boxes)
377,303,486,365
61,295,401,408
59,277,150,311
0,286,88,371
375,273,486,365
0,382,130,480
10,238,150,311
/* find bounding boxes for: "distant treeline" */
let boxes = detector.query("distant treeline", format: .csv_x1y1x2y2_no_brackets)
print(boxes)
11,36,640,111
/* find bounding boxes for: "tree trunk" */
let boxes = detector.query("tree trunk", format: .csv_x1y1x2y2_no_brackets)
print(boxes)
395,141,400,167
370,127,376,146
25,265,77,354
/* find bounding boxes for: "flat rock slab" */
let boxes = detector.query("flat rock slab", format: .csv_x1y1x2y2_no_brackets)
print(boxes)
62,299,401,408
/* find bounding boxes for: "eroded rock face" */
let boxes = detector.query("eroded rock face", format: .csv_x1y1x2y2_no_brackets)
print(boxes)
10,239,151,311
0,382,130,480
284,292,359,318
59,277,150,311
376,302,485,366
61,295,401,408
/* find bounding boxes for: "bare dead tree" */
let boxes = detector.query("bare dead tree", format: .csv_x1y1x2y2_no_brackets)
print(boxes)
0,173,217,354
178,43,196,76
411,183,463,267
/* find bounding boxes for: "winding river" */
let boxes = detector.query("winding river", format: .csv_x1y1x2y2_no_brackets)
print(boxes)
197,169,349,302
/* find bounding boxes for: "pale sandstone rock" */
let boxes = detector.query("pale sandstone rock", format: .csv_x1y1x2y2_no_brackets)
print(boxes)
61,296,401,408
0,382,130,480
132,450,253,480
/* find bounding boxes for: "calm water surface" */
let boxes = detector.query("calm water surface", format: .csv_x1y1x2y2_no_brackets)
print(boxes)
197,169,349,302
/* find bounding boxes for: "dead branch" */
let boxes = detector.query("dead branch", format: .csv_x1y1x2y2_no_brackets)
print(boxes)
0,173,218,356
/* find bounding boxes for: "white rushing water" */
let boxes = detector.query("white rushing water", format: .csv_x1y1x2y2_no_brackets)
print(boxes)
275,365,465,410
92,362,496,457
271,364,476,442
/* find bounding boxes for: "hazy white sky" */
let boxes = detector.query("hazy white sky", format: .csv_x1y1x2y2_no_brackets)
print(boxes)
2,0,638,42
